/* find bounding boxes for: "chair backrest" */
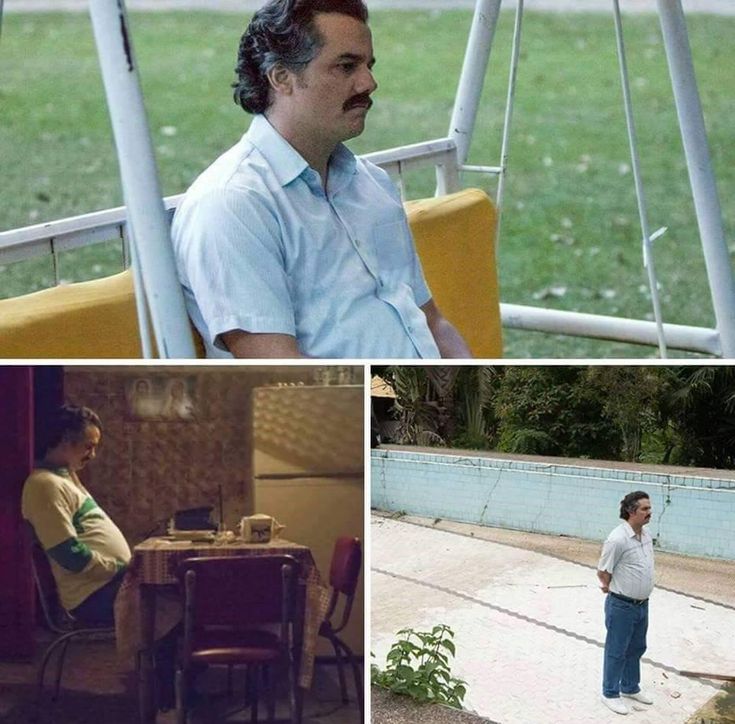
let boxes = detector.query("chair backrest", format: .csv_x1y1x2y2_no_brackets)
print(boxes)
178,555,300,632
0,270,206,358
325,538,362,632
329,537,362,597
25,522,66,632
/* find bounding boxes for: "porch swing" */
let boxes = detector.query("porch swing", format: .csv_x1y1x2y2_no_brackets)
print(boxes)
0,0,732,358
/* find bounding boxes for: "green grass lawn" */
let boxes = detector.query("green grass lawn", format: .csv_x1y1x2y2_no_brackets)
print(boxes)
1,9,733,358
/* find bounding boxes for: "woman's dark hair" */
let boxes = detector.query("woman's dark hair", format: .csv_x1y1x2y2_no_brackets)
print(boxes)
41,404,102,456
233,0,369,114
619,491,650,520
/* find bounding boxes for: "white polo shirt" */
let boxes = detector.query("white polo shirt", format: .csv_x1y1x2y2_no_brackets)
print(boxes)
598,521,655,601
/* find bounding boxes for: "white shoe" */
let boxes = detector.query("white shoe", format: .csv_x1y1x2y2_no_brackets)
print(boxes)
622,690,653,705
601,695,629,715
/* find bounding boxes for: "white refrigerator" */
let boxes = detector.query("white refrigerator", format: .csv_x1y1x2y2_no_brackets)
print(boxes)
252,384,364,654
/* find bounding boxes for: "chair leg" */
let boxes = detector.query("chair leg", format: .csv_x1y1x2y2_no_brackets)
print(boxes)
264,665,276,723
175,668,187,724
326,633,349,704
37,643,54,699
287,656,301,724
52,637,73,701
335,637,364,724
36,632,74,701
250,665,259,724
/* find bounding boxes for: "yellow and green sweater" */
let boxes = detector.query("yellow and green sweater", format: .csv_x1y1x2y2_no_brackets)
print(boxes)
22,466,132,611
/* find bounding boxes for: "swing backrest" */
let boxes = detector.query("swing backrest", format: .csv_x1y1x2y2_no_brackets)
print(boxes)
0,189,501,358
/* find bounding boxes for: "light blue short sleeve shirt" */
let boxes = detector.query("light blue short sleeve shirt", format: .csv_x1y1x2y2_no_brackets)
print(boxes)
171,114,440,359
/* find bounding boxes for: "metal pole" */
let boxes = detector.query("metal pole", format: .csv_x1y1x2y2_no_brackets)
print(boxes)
494,0,523,250
127,220,154,358
612,0,667,358
88,0,195,358
448,0,503,166
500,303,721,356
656,0,735,358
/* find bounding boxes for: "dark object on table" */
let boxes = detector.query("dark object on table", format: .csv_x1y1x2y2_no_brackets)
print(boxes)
175,555,303,724
318,537,363,723
174,507,216,531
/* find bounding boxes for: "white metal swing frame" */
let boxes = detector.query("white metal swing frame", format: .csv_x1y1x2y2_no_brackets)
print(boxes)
0,0,733,358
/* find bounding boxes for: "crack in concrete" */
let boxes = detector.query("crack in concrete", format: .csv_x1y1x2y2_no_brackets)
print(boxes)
373,566,723,691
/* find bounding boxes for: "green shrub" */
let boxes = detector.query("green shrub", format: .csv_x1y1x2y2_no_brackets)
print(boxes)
371,625,468,709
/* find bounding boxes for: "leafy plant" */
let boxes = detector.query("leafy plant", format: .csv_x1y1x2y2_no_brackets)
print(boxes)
371,625,467,708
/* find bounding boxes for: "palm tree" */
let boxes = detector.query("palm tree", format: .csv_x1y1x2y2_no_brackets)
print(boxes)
659,367,735,468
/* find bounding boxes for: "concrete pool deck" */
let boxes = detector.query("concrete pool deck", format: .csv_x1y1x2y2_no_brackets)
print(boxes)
371,513,735,724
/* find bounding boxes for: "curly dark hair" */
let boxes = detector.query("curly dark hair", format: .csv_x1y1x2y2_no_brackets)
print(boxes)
619,491,650,520
41,404,102,455
233,0,369,115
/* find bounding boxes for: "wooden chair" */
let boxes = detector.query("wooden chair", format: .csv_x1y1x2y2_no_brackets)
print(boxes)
318,537,363,722
175,555,303,724
28,529,115,701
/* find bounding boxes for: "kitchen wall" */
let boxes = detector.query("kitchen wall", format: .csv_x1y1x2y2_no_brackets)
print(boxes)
64,366,361,544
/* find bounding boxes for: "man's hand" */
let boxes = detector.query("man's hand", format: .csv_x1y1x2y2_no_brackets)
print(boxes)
221,330,305,358
597,569,612,593
421,299,473,359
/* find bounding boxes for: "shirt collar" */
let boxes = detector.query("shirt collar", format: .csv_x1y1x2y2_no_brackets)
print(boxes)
623,520,648,539
36,461,72,478
245,114,357,189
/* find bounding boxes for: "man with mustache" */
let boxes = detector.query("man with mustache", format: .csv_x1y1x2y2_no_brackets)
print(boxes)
22,404,178,710
172,0,470,359
597,491,655,715
22,405,130,625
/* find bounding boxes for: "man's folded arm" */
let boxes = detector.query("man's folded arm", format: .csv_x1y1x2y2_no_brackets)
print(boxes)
220,330,305,358
597,569,612,592
46,537,127,579
421,299,473,359
27,490,126,581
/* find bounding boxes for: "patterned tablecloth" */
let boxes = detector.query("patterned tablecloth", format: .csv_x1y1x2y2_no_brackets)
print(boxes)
115,536,330,690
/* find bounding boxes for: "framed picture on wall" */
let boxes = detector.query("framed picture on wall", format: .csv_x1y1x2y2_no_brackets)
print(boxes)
125,376,197,421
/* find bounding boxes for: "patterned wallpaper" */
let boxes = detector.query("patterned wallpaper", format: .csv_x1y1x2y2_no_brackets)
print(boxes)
253,385,364,476
63,366,361,544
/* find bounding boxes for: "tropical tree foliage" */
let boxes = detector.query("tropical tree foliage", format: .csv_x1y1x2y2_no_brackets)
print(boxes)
658,367,735,468
376,366,735,469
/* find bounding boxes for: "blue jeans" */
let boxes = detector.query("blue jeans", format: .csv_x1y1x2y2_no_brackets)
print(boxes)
602,594,648,698
70,569,127,625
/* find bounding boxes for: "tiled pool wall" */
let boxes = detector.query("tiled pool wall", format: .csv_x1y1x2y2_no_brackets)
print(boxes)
371,449,735,560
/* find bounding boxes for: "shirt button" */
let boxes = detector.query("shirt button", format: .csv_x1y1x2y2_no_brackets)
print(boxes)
407,325,414,333
354,239,361,247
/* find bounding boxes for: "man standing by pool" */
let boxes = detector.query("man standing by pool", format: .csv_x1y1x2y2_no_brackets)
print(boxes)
597,491,655,715
171,0,471,359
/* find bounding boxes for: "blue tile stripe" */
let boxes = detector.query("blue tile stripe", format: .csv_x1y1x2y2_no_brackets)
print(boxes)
371,450,735,560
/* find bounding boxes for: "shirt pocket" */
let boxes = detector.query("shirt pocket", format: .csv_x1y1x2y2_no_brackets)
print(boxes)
372,218,412,272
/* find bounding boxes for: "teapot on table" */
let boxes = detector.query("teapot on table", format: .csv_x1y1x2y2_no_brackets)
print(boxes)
238,514,286,543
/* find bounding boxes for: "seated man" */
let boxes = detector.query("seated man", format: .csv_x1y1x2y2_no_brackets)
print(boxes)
171,0,471,359
23,404,176,709
22,405,130,625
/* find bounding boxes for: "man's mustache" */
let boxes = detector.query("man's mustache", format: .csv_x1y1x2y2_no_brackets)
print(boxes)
343,94,373,111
